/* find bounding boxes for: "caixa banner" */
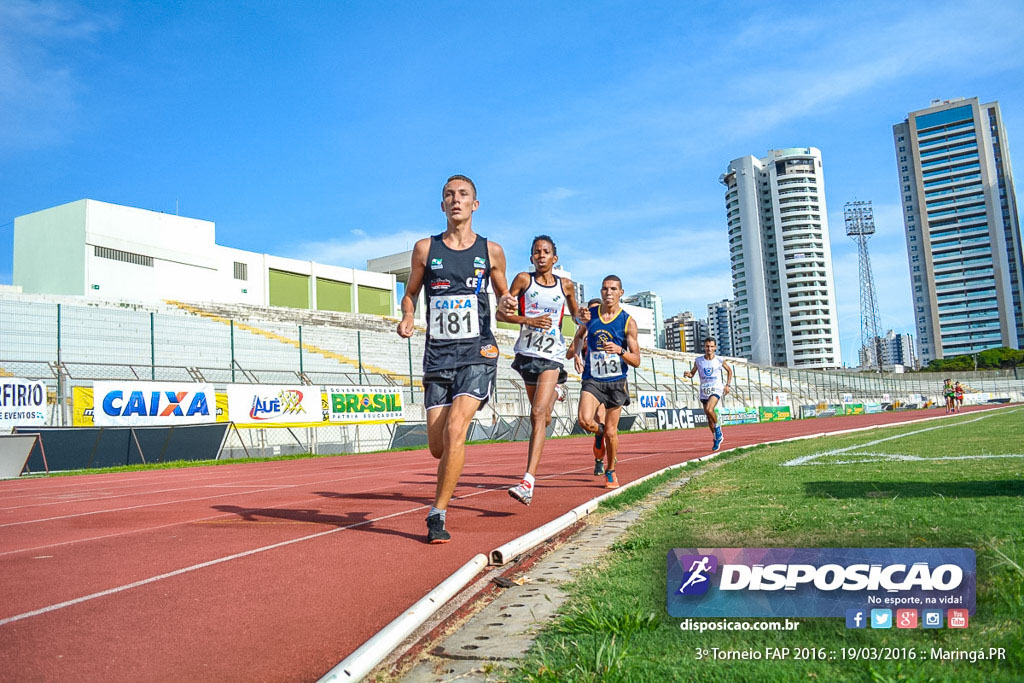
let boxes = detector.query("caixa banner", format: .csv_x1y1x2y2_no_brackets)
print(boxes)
94,381,216,427
667,548,975,618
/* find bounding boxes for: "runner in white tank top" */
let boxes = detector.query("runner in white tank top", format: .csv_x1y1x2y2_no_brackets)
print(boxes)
512,275,568,361
505,235,586,506
684,337,733,452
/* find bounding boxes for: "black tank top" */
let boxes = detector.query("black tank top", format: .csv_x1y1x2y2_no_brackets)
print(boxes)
422,234,498,373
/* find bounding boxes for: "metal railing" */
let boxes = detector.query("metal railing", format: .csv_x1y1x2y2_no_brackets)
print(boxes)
3,297,1022,458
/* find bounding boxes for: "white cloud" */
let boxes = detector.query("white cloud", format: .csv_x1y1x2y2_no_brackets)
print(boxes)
539,187,577,202
285,228,425,269
0,1,115,153
724,2,1024,140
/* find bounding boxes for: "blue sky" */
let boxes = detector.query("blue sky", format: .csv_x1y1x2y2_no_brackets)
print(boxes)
2,1,1023,365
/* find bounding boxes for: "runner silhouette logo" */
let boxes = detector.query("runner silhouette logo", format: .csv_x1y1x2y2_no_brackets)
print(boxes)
677,554,718,595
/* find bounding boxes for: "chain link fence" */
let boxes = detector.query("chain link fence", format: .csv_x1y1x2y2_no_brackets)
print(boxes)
3,296,1022,457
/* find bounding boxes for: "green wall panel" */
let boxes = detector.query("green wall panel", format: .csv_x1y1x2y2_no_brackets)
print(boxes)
357,285,391,316
316,278,352,312
269,269,310,309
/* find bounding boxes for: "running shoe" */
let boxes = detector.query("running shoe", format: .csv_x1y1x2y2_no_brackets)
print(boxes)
712,434,723,452
593,423,605,461
593,458,605,476
508,480,533,506
605,470,619,489
426,513,451,544
555,384,567,402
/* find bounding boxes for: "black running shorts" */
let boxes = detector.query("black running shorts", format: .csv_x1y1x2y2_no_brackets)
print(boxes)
581,378,630,409
424,364,496,410
512,354,568,386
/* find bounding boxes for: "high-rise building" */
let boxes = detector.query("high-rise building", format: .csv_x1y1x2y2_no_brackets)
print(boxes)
706,298,737,356
720,148,842,368
894,97,1024,363
861,329,917,371
664,311,707,353
882,329,917,371
622,291,665,348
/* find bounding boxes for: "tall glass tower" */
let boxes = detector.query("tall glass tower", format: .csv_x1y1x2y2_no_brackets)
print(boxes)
894,98,1023,363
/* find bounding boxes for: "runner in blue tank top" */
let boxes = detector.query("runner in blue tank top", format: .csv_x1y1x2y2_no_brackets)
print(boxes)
397,175,516,544
567,275,640,489
570,298,607,474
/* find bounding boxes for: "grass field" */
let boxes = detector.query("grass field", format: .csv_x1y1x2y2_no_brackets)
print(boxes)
511,407,1024,682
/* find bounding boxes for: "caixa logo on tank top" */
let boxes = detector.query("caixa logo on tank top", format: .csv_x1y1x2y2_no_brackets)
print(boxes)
466,269,490,291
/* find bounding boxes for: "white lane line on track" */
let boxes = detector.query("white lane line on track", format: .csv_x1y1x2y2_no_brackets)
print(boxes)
0,457,436,511
0,480,521,628
0,449,628,556
0,480,416,558
0,450,460,516
780,408,1017,467
0,441,608,524
801,453,1024,465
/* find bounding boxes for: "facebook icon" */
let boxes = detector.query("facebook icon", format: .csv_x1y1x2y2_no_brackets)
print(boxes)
846,608,867,629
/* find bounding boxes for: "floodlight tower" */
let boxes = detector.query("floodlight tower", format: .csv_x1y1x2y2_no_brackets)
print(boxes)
845,201,883,371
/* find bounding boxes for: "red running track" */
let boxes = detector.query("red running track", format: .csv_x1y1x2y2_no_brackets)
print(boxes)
0,406,1000,681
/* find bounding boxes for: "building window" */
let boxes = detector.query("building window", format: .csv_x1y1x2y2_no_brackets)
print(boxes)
233,262,248,281
899,145,906,151
94,245,153,267
901,166,908,172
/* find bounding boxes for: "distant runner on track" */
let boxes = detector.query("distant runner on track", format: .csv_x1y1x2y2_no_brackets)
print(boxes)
397,174,515,544
684,337,733,452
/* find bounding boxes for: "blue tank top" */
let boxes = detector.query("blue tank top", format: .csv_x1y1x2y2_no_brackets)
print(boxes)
582,305,631,382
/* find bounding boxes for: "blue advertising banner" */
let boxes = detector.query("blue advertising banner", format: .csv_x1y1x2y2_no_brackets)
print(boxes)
667,548,975,618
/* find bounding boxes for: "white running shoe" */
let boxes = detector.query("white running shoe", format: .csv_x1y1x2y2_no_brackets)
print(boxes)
508,481,534,505
555,384,566,402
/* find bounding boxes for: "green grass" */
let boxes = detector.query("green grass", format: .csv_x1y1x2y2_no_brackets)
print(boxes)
510,407,1024,682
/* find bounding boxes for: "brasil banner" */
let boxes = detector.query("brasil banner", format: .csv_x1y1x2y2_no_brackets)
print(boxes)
327,386,405,425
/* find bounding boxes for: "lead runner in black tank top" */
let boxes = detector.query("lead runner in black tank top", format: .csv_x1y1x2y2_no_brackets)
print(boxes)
396,175,515,544
421,233,499,376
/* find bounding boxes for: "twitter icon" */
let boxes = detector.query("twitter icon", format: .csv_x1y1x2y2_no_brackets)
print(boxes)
870,609,892,629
